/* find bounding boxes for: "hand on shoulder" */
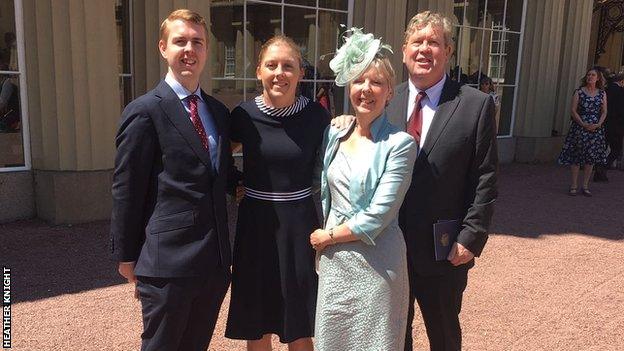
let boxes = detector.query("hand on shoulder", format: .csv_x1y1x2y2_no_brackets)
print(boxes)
330,114,355,130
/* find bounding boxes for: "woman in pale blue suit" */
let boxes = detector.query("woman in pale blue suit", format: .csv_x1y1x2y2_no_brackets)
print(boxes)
309,29,417,351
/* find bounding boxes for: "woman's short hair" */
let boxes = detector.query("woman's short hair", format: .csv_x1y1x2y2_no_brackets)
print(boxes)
159,9,208,42
257,35,303,69
580,68,605,90
353,56,396,90
404,11,455,49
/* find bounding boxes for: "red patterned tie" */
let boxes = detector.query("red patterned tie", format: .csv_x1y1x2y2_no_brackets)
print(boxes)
407,91,427,144
187,94,209,150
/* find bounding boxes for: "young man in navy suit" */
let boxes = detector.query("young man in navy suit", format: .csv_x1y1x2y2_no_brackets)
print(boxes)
111,9,238,351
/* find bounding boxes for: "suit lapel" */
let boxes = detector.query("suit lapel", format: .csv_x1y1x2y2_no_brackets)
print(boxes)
420,78,461,156
156,81,214,172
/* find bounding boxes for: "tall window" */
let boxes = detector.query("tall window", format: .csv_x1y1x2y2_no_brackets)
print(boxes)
0,0,28,170
209,0,352,116
488,23,507,83
116,0,133,108
224,45,236,78
451,0,525,136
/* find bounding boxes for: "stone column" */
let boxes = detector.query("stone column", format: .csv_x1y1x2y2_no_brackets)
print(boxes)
353,0,409,81
23,0,120,223
412,0,454,19
552,0,594,135
513,0,567,162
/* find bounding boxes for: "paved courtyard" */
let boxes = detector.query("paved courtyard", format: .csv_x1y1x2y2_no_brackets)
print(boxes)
1,163,623,350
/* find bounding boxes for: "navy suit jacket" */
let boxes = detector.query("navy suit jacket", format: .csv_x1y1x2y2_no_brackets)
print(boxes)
387,77,498,276
110,80,237,278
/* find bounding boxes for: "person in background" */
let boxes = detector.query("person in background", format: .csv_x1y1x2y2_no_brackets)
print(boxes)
310,28,417,351
593,66,612,181
225,35,329,351
0,62,20,132
604,72,624,173
558,68,608,196
479,75,500,131
479,75,499,105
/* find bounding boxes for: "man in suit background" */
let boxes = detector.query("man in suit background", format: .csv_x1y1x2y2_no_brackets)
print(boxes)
604,72,624,173
386,11,498,351
111,9,237,351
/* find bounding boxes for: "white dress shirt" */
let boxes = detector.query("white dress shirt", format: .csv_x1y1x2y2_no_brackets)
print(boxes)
406,75,446,148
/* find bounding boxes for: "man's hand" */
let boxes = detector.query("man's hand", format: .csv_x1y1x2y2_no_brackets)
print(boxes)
330,114,355,130
447,242,475,266
118,262,137,283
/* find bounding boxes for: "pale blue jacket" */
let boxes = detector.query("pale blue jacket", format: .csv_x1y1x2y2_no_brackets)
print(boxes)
320,112,418,245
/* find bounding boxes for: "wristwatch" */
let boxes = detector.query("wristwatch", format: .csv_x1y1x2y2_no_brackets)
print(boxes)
328,228,337,244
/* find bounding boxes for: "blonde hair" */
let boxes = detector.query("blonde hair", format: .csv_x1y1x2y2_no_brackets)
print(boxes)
159,9,208,42
257,35,303,68
369,57,396,88
404,11,455,48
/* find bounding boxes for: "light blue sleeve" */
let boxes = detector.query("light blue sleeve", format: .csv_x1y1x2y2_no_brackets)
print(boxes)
346,134,418,245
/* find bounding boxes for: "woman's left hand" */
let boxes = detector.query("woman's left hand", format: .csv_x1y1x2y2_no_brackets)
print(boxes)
310,229,330,252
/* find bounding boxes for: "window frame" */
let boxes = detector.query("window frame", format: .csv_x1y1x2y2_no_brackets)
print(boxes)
452,0,527,138
117,0,134,109
0,0,31,173
210,0,354,114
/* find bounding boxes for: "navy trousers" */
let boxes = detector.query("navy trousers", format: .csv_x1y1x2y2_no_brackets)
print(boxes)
136,267,230,351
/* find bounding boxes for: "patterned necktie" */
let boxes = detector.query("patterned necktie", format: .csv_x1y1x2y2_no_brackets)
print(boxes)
407,91,427,144
187,94,209,150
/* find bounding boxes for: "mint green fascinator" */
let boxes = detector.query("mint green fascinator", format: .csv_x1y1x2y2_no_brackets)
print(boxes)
329,27,393,87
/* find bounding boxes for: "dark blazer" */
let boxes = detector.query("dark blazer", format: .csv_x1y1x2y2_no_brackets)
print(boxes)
387,77,498,276
110,80,236,278
606,82,624,132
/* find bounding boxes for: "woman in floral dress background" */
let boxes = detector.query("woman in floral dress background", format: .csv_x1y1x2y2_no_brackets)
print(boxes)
558,68,608,196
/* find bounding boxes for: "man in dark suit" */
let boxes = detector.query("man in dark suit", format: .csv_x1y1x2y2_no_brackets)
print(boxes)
604,72,624,172
110,9,237,351
386,11,498,351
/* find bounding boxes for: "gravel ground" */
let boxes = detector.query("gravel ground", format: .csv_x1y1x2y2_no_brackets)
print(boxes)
1,163,623,350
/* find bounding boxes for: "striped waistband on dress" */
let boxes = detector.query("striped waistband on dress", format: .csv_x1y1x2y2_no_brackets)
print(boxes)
244,187,311,202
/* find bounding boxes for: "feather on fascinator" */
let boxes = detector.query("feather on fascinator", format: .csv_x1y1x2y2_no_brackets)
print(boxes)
329,27,393,87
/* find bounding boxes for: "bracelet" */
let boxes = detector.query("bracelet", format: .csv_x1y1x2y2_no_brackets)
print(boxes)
328,228,337,244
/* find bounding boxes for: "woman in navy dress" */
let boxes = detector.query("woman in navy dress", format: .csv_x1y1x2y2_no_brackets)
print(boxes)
225,35,329,351
558,68,608,196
